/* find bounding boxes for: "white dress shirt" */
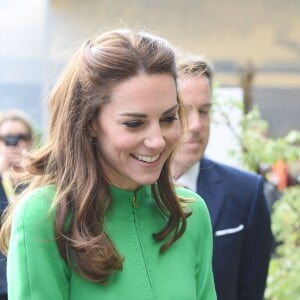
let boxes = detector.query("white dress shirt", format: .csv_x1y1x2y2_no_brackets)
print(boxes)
174,161,200,192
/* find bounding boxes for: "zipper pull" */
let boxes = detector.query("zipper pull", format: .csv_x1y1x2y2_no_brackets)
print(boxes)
132,195,138,208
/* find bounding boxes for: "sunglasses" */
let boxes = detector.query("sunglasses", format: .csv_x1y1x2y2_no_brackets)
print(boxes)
0,134,31,146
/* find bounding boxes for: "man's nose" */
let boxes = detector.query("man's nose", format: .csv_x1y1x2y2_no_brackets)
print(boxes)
188,111,203,131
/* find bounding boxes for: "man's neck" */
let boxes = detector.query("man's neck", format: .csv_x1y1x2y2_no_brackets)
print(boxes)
173,161,200,192
171,160,192,180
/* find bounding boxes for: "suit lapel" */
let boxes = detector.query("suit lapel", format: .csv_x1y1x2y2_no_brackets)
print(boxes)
196,158,226,229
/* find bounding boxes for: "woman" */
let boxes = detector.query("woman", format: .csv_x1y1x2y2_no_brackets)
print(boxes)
0,29,216,299
0,109,34,300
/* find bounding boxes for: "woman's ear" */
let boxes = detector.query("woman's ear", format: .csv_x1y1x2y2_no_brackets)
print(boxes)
89,120,98,138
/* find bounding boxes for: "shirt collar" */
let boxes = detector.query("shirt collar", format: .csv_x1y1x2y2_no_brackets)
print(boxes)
174,161,200,192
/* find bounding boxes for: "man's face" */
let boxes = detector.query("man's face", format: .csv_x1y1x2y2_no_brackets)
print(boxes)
172,74,212,174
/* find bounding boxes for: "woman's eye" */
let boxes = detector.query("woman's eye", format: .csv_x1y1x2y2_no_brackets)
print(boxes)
123,121,143,128
162,115,178,123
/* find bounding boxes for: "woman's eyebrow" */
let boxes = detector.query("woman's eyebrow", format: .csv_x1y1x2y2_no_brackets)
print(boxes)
119,104,179,118
119,112,147,118
162,104,178,116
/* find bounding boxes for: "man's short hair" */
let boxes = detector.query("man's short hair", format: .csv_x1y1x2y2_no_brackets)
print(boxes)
176,53,214,87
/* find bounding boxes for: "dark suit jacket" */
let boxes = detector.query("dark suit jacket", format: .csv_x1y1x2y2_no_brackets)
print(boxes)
197,157,272,300
0,179,27,296
0,181,8,295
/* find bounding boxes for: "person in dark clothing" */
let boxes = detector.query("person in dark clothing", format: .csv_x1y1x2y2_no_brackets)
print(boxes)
0,109,34,300
171,55,273,300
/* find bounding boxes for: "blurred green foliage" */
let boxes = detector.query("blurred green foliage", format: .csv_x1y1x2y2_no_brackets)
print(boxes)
265,186,300,299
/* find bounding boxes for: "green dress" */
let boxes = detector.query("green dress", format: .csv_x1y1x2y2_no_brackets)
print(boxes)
8,185,216,299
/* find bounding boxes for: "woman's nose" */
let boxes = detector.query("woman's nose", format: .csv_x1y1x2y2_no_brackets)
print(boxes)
144,127,166,150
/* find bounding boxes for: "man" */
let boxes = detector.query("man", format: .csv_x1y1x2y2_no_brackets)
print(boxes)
171,55,273,300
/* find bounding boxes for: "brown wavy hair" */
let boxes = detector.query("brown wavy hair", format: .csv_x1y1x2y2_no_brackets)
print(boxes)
0,29,188,283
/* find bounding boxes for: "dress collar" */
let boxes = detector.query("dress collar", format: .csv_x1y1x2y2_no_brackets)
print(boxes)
108,185,152,214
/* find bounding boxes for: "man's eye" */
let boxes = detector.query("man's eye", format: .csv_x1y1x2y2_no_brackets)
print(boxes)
123,121,143,128
198,109,210,115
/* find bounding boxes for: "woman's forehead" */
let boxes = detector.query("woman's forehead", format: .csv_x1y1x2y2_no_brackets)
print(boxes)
0,119,30,134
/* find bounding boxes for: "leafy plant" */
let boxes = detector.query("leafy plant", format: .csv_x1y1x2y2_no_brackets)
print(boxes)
265,186,300,299
212,90,300,172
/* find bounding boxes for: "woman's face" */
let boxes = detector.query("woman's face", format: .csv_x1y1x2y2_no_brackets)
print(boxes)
0,120,31,171
93,73,180,191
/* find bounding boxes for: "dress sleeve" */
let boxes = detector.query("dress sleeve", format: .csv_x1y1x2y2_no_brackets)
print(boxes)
7,188,70,300
193,199,217,300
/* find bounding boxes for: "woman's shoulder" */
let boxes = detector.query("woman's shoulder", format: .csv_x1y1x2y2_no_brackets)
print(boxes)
175,186,212,240
10,186,59,254
14,185,56,225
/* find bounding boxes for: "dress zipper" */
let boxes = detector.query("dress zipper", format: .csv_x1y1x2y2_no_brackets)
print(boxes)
132,192,153,292
132,194,138,208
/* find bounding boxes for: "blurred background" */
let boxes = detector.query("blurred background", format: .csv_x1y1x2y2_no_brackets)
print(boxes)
0,0,299,137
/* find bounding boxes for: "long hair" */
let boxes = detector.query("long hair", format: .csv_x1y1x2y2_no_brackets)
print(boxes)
0,29,188,283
